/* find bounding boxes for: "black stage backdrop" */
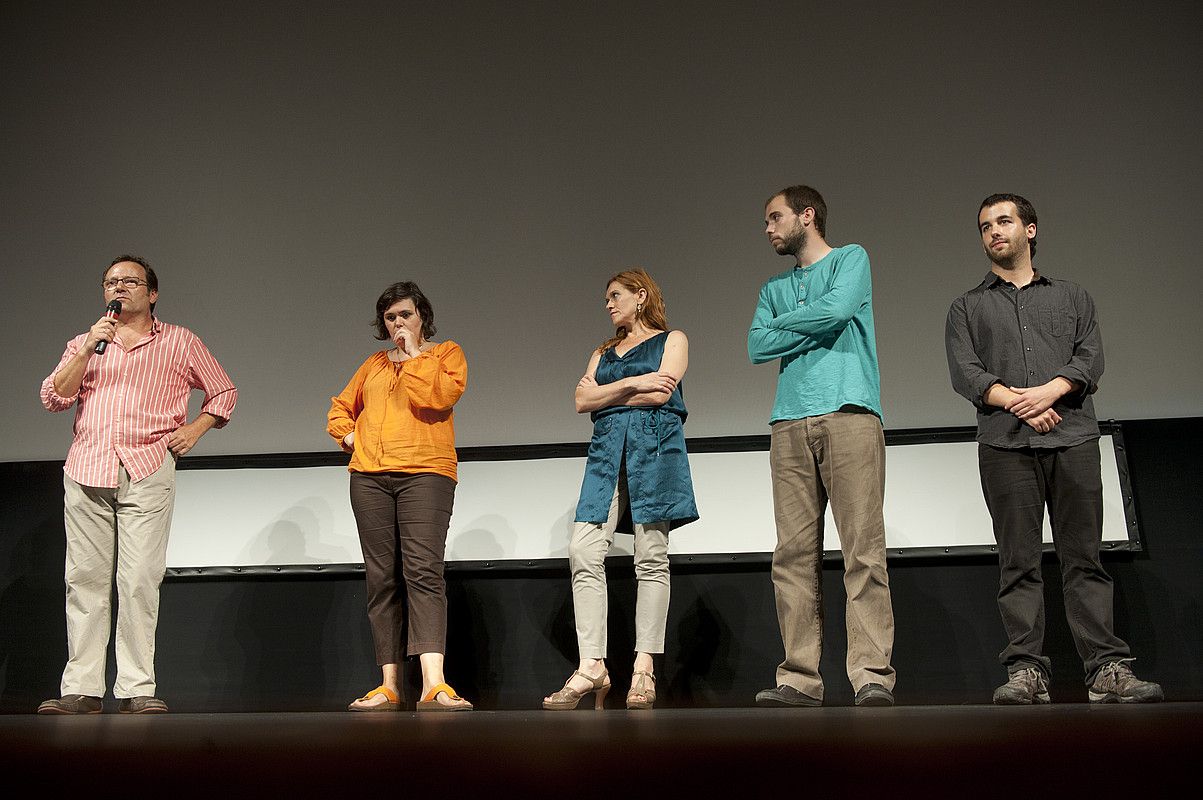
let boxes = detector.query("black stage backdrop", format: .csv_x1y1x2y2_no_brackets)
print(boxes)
1,417,1199,712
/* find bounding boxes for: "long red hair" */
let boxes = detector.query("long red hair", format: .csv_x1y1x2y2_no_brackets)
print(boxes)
597,268,669,353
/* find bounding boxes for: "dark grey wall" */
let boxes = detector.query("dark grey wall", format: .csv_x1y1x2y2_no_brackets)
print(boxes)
2,418,1199,711
3,1,1201,462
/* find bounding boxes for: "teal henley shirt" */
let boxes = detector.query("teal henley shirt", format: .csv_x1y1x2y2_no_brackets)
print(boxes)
747,243,883,424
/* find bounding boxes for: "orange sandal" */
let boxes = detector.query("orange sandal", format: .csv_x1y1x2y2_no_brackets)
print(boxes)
415,682,473,712
347,685,401,712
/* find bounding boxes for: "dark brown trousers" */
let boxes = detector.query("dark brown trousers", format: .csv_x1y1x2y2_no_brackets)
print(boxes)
349,471,455,663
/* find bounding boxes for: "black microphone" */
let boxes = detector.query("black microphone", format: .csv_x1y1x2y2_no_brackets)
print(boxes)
95,299,122,354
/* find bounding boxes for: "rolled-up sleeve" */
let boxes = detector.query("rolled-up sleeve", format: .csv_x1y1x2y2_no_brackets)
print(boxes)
40,338,83,412
187,336,237,426
1055,285,1103,398
945,296,1000,409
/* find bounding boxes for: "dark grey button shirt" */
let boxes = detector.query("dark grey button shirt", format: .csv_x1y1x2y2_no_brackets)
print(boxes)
945,272,1103,449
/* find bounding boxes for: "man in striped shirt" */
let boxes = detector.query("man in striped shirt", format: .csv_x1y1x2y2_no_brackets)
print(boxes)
37,255,237,715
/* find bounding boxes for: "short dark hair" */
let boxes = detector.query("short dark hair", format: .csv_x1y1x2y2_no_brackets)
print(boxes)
106,254,158,312
979,193,1038,259
768,185,827,238
372,281,436,341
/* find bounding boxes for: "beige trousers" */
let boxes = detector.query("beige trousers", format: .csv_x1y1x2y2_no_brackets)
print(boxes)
61,456,176,698
570,477,671,659
770,411,896,700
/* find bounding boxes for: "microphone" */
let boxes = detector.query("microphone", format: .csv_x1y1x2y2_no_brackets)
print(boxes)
94,299,121,354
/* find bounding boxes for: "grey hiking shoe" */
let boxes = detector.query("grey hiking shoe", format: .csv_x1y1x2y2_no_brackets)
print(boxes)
1089,660,1163,704
993,668,1050,705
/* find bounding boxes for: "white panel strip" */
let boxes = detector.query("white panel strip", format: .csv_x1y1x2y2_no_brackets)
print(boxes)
168,436,1128,568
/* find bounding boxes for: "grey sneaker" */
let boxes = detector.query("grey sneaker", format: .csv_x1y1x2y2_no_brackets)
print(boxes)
117,696,169,714
754,684,822,707
854,683,895,707
1089,660,1164,704
993,668,1050,705
37,694,102,715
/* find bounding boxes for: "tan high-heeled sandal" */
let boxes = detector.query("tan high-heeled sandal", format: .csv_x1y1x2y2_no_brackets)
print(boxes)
626,671,656,710
542,669,611,711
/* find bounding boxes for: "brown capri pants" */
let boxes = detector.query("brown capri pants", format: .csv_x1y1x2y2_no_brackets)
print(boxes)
349,471,456,664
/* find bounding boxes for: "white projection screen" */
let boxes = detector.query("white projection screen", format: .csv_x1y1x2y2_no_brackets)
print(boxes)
165,430,1137,574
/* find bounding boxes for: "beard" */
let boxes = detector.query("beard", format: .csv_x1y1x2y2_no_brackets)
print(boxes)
985,237,1026,266
773,222,806,256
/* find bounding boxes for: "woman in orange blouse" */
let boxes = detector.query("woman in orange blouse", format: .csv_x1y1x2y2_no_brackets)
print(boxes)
327,281,472,712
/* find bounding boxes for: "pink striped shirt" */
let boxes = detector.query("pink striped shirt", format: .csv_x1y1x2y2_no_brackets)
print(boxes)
41,319,237,487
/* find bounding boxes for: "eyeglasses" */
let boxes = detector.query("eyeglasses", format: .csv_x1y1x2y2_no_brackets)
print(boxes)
102,277,148,290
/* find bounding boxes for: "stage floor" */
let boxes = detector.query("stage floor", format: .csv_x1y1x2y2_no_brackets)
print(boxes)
3,704,1198,796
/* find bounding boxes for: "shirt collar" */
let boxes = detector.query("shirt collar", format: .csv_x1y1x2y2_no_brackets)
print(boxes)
982,270,1051,289
131,317,163,349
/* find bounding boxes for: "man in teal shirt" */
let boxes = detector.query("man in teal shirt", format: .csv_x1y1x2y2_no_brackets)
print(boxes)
748,185,896,707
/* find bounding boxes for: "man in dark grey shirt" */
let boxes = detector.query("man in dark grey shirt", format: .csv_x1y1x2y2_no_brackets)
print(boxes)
945,193,1162,705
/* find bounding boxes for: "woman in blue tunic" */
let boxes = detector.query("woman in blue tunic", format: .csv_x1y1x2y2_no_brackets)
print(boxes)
543,268,698,711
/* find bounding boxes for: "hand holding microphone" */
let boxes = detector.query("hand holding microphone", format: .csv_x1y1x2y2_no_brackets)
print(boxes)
93,299,121,354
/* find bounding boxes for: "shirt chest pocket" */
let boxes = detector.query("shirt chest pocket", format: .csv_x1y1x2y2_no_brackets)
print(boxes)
1042,307,1074,338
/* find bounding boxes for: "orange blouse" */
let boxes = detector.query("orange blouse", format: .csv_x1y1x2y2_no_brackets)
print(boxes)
327,340,467,481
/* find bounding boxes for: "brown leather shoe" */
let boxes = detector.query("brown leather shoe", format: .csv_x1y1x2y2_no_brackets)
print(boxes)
117,696,168,714
37,694,103,715
854,683,895,707
754,685,822,707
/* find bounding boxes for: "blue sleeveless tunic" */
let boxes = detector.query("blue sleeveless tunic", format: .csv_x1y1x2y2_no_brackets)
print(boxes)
574,331,699,531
